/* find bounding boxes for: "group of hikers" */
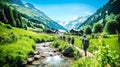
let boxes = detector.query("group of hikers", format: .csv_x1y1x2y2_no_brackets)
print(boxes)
68,36,75,46
60,34,89,56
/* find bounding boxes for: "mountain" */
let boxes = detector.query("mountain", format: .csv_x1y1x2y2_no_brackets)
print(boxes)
7,0,67,31
58,16,89,30
5,0,25,7
24,3,50,19
78,0,120,29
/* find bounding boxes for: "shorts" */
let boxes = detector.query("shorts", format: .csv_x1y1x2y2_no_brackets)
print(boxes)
83,45,88,51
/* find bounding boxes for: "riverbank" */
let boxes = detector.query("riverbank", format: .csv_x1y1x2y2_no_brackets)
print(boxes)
25,42,71,67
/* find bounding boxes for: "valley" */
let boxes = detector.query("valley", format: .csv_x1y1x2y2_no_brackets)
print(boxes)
0,0,120,67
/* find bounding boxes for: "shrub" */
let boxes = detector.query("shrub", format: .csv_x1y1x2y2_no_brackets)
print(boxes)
102,33,109,38
116,14,120,32
93,23,103,33
51,40,68,51
95,41,119,67
85,25,92,34
105,21,117,34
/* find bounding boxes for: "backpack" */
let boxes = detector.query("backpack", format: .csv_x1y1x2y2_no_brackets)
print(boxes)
83,38,89,46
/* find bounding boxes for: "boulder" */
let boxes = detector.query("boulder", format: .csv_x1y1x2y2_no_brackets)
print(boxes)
62,47,74,57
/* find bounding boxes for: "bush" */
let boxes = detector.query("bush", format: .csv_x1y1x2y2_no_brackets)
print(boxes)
95,41,119,67
93,23,103,33
102,33,109,38
51,40,68,51
85,25,92,34
116,14,120,31
105,21,117,34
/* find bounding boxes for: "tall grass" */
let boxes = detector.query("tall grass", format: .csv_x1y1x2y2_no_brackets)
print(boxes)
0,22,54,67
72,34,120,67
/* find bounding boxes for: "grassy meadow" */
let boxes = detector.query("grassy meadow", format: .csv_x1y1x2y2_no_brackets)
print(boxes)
0,21,120,67
0,22,54,67
71,34,120,67
51,34,120,67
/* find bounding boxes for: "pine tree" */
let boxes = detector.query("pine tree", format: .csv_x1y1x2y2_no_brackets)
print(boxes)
18,13,23,28
4,5,16,26
0,10,9,23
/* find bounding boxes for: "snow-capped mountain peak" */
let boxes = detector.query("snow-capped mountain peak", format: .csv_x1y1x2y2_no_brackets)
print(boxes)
57,16,89,30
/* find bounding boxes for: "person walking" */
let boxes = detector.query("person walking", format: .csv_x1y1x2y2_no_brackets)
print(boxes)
71,37,74,46
82,35,89,56
68,36,71,44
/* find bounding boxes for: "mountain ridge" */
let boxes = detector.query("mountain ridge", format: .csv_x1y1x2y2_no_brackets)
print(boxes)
7,0,67,31
58,16,89,30
78,0,120,30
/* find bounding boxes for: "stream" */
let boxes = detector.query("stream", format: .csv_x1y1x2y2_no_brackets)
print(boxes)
24,42,71,67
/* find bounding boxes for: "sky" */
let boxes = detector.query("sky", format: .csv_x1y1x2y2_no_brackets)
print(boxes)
23,0,109,21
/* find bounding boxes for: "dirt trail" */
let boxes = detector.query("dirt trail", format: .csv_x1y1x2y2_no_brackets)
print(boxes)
69,44,94,57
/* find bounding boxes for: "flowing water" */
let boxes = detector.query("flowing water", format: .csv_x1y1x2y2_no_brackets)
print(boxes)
25,42,71,67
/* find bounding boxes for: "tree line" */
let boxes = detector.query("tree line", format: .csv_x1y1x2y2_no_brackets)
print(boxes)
84,14,120,35
0,2,48,32
0,2,23,28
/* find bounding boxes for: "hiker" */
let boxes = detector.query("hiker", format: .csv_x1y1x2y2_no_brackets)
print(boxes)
82,35,89,56
68,36,71,44
63,36,66,41
71,37,74,46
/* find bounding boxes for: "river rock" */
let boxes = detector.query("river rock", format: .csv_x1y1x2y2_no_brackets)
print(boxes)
34,50,39,55
34,55,41,60
41,55,46,58
27,57,34,64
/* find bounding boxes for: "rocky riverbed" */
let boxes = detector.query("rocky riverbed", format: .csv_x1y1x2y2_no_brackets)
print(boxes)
24,42,72,67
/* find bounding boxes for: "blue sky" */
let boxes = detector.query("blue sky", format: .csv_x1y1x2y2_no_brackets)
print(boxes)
23,0,109,21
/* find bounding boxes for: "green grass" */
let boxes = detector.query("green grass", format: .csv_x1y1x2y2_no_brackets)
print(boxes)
72,57,99,67
0,22,54,67
59,34,120,67
103,35,120,54
71,34,120,67
51,40,68,51
1,21,119,67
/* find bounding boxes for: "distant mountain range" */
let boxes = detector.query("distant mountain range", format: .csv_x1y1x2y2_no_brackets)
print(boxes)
58,16,89,30
78,0,120,29
7,0,67,31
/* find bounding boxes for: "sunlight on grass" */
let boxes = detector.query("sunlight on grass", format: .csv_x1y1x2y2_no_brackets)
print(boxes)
0,22,54,67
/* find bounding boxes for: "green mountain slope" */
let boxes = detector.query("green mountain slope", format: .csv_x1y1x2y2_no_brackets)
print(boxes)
8,0,67,31
0,1,49,33
78,0,120,30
